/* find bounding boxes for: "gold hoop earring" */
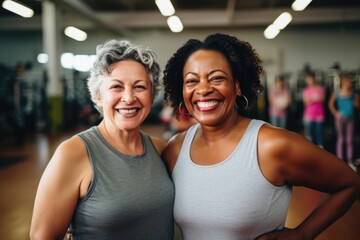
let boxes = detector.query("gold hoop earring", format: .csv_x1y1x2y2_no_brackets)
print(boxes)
241,95,249,110
236,95,248,111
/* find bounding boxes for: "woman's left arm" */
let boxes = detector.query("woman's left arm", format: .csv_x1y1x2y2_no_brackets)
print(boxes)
150,136,166,155
353,93,360,109
256,126,360,240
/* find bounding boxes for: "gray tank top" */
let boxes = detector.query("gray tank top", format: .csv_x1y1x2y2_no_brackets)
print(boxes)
70,126,174,240
172,120,292,240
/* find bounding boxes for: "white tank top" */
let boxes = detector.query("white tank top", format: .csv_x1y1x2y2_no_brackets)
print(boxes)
172,119,292,240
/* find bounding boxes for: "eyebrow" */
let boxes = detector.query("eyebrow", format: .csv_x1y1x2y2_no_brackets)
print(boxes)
109,79,148,85
184,69,228,77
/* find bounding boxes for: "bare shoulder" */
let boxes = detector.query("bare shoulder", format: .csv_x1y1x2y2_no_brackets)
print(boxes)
257,123,317,186
149,136,166,155
47,135,89,177
258,124,304,159
161,131,187,173
53,136,88,163
258,123,356,189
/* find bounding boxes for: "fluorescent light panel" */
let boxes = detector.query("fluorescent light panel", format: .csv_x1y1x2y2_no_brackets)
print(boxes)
273,12,292,30
264,24,280,39
64,26,87,41
155,0,175,16
2,0,34,18
292,0,312,11
167,15,183,33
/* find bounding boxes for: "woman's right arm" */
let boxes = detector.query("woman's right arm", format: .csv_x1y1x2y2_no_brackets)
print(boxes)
328,92,339,117
30,137,89,240
162,132,186,174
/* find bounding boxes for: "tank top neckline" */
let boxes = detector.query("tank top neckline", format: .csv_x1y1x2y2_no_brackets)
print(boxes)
92,126,147,159
186,119,256,168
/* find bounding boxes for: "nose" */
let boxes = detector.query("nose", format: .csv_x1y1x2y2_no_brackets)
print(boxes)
196,79,213,95
122,88,136,104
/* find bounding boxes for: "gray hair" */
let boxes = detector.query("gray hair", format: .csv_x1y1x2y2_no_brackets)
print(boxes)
87,39,161,115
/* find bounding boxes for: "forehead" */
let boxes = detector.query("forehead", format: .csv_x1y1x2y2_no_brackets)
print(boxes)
109,60,147,75
184,50,230,70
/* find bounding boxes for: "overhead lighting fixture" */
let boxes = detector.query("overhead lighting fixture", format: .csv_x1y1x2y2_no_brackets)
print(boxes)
64,26,87,41
2,0,34,18
61,53,74,69
167,15,183,33
37,53,48,64
264,24,280,39
155,0,175,17
273,12,292,30
291,0,312,11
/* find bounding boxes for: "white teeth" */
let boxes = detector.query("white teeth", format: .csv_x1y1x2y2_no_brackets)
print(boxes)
119,109,137,114
197,101,218,108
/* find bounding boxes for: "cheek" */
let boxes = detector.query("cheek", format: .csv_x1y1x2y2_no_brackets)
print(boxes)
182,86,192,98
139,92,153,106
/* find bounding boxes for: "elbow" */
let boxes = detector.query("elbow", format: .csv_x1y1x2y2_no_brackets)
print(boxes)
29,228,60,240
355,177,360,199
29,227,47,240
29,229,41,240
347,175,360,200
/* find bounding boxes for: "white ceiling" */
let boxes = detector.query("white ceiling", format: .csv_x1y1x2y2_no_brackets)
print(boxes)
1,0,360,36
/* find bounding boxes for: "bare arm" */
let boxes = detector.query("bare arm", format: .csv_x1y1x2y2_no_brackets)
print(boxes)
161,131,186,174
30,137,90,240
150,136,166,155
257,126,360,240
328,92,339,117
354,93,360,109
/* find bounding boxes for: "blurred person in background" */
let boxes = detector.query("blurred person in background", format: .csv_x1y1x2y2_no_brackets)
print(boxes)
30,39,174,240
302,72,326,148
328,73,360,170
162,33,360,240
160,101,197,140
268,75,291,128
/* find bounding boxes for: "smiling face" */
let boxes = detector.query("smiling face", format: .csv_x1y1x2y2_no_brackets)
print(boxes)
182,50,240,126
97,60,152,131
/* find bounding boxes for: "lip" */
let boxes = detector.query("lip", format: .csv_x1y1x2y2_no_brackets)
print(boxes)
116,107,141,116
194,99,220,112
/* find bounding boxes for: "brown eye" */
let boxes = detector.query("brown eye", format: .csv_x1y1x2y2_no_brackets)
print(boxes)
185,79,198,85
134,85,146,91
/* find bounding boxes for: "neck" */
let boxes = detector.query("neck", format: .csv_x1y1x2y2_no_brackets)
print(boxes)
97,121,143,155
198,113,244,144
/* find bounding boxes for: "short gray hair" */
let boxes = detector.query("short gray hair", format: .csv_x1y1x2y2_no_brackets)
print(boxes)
87,39,160,115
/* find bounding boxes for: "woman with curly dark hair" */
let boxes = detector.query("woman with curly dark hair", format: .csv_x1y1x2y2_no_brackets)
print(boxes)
162,33,360,240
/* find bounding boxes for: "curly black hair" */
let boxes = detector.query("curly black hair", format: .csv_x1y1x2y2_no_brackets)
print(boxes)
162,33,264,116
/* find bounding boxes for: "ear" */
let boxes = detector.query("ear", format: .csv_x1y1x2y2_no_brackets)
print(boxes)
95,93,102,107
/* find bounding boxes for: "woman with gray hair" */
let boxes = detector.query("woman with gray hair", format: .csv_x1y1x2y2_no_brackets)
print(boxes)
30,40,175,240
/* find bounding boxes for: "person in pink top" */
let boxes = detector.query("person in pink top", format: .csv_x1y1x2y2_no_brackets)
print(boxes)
302,72,326,147
268,75,292,128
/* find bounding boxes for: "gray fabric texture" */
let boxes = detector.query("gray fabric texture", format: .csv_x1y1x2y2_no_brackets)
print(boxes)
70,126,175,240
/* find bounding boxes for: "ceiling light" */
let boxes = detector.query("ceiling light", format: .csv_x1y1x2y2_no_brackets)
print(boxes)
2,0,34,18
167,15,183,33
264,24,280,39
273,12,292,30
291,0,312,11
73,55,92,72
64,26,87,41
61,53,74,69
37,53,48,64
155,0,175,17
